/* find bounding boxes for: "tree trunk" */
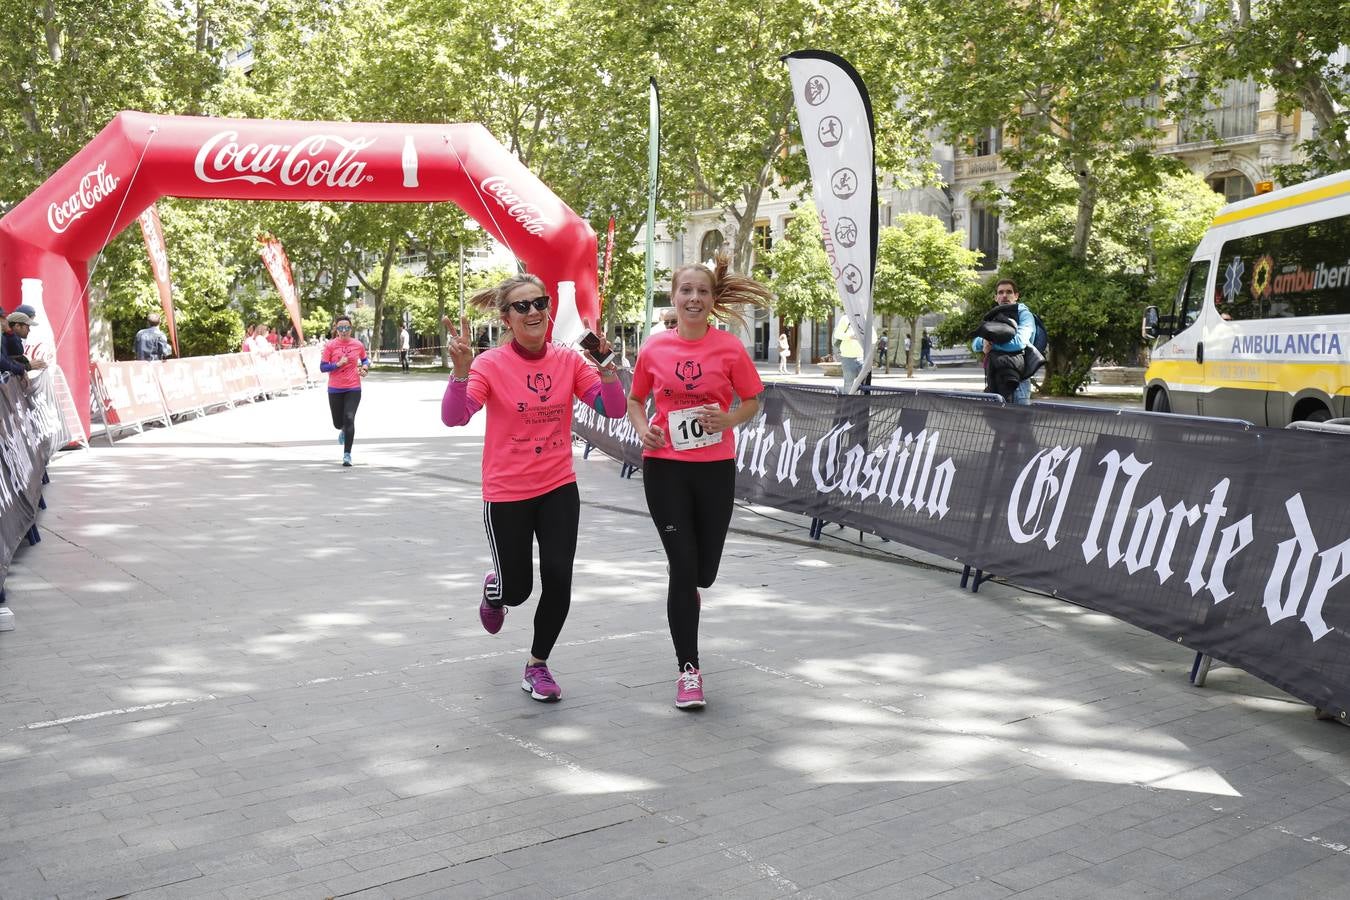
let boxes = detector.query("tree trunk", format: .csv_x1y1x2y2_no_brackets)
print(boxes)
1287,68,1350,169
352,240,399,363
1072,163,1098,261
427,249,447,368
905,316,917,377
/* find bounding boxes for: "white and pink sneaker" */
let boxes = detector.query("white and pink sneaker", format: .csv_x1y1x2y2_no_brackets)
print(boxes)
675,663,705,709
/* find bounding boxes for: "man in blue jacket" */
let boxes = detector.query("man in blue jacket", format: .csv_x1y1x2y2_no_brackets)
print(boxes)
971,279,1036,404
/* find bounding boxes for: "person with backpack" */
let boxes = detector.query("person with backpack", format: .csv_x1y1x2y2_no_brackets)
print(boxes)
971,279,1044,405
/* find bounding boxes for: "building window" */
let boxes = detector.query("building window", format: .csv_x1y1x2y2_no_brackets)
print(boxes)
969,202,1000,270
752,221,772,275
1209,172,1255,204
973,125,1002,157
700,229,725,265
688,191,715,210
1181,77,1259,142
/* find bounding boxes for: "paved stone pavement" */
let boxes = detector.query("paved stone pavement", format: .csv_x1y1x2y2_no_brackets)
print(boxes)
2,372,1348,900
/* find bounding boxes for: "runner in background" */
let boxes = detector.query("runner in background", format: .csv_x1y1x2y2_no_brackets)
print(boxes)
626,253,771,709
439,274,624,703
319,314,368,467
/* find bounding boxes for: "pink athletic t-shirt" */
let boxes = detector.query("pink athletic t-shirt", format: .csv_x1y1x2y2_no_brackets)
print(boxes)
630,327,763,462
322,337,368,390
468,342,602,502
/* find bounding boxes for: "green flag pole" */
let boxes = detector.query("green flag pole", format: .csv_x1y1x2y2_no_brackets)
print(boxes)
643,76,660,342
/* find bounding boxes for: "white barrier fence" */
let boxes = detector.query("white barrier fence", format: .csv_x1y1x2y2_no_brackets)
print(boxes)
91,348,324,444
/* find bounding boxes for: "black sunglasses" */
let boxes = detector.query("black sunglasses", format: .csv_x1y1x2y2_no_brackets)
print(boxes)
335,324,352,331
508,296,550,314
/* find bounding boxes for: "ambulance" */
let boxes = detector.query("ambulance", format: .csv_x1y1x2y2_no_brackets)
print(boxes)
1144,168,1350,424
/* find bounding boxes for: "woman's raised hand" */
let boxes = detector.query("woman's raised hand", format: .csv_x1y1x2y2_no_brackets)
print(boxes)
443,315,474,375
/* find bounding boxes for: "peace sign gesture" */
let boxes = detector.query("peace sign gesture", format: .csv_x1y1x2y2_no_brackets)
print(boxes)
442,315,474,377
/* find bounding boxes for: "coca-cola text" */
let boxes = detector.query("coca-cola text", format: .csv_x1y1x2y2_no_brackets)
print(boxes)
47,163,119,234
194,131,375,188
481,176,552,235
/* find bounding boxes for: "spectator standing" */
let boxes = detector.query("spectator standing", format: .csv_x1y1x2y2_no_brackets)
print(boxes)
832,315,863,390
247,326,274,355
903,333,912,368
133,312,172,361
971,279,1037,405
777,331,790,374
921,331,934,368
399,325,411,373
3,311,45,378
0,312,28,381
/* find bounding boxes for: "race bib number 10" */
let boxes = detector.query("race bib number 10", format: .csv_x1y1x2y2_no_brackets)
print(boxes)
667,406,723,451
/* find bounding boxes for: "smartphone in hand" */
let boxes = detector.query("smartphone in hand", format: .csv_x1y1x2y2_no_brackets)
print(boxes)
579,330,617,368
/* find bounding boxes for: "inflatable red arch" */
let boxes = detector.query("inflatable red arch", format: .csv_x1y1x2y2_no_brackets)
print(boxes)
0,112,600,434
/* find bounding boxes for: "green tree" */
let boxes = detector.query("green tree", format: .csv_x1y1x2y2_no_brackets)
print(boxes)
0,0,280,199
759,201,835,373
999,170,1221,392
908,0,1198,261
1193,0,1350,181
630,0,928,274
874,214,981,376
382,268,438,341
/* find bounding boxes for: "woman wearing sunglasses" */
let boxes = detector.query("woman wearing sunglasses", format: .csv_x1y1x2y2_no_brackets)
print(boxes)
626,254,771,709
320,314,369,467
439,273,624,702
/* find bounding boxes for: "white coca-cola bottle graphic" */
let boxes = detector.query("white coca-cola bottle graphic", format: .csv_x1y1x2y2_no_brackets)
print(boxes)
20,278,55,364
401,136,419,188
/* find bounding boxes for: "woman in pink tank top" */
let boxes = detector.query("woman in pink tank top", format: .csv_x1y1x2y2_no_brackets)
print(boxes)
439,274,625,703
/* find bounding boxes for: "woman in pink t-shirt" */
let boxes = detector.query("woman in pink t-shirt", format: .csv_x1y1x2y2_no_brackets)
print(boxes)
319,314,370,467
439,274,625,702
626,254,772,709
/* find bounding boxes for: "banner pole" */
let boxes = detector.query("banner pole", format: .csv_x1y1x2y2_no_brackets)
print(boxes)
643,77,659,343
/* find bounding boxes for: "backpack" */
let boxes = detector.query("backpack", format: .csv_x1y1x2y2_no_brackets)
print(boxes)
1029,309,1048,354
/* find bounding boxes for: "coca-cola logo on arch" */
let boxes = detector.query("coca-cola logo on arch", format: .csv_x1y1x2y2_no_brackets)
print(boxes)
194,131,375,188
47,162,119,234
480,176,553,235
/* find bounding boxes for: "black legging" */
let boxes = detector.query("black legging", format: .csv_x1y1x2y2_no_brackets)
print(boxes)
328,390,361,453
642,457,736,670
483,482,580,661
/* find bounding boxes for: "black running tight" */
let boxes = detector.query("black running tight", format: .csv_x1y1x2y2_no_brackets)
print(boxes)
483,482,580,661
642,457,736,670
328,390,361,453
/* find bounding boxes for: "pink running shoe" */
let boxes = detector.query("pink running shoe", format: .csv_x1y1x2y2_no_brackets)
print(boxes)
521,663,562,701
675,663,706,709
479,572,505,635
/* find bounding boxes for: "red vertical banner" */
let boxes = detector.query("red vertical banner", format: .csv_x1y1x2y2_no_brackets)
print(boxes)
137,206,179,356
257,234,304,344
600,216,616,317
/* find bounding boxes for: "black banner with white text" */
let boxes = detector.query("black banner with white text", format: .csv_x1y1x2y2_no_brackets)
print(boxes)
1,373,61,586
576,383,1350,719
